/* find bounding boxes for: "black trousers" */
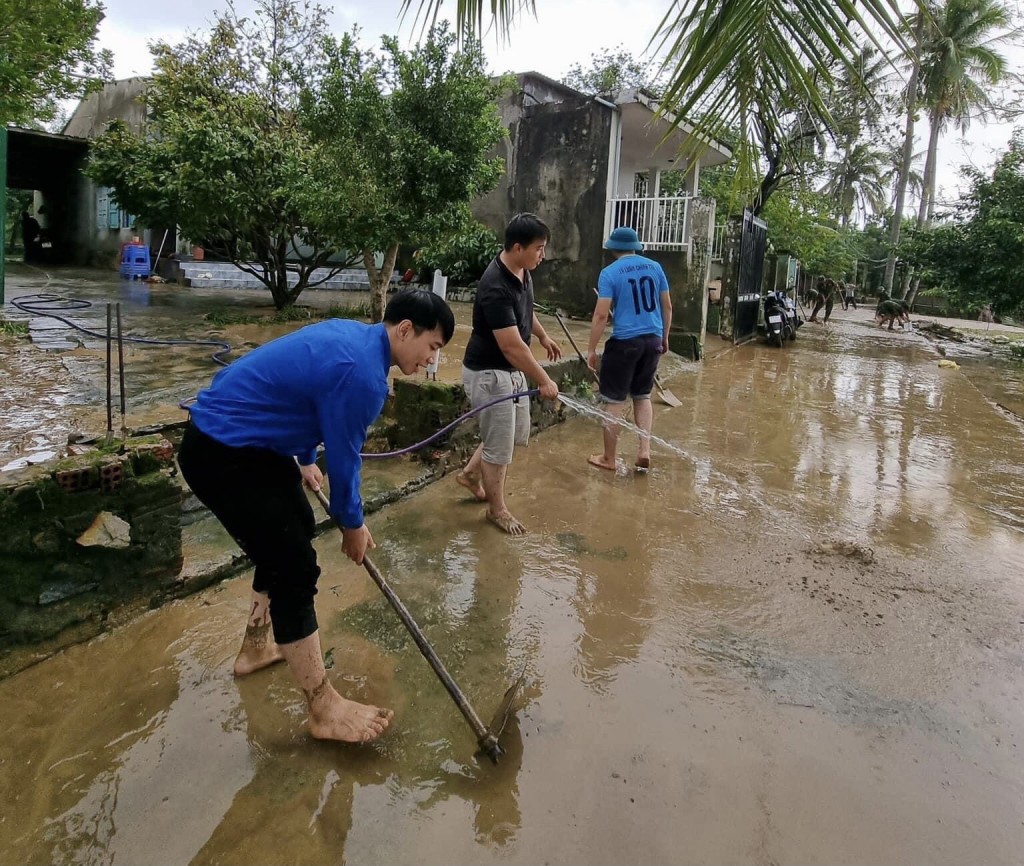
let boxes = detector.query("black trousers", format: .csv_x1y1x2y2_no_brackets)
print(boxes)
178,423,321,644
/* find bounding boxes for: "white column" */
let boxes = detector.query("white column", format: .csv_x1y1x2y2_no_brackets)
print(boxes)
425,269,448,380
687,159,701,196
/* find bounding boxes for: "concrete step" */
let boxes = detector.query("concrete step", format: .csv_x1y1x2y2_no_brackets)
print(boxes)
175,262,390,291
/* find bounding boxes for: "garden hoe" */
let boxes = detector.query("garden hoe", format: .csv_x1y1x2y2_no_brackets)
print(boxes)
311,486,523,764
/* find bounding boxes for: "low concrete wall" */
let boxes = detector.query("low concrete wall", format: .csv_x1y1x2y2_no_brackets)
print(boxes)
0,437,182,665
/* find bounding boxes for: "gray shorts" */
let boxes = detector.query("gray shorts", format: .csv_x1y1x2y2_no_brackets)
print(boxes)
462,366,530,465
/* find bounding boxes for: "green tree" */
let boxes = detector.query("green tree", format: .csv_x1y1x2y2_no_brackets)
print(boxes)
905,132,1024,319
87,0,364,309
0,0,113,126
760,186,863,276
562,46,662,97
302,24,506,321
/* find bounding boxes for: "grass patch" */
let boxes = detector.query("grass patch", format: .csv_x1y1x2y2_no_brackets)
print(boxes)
0,318,29,337
204,302,372,328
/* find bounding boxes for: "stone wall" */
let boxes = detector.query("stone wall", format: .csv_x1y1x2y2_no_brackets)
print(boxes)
472,85,613,316
717,216,745,341
384,359,591,456
0,438,182,661
668,197,716,360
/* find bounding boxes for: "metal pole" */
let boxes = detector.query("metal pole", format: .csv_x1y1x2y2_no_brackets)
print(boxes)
106,303,113,441
151,228,169,275
116,302,127,440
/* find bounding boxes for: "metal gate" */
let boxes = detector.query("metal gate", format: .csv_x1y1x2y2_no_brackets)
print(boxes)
732,209,767,344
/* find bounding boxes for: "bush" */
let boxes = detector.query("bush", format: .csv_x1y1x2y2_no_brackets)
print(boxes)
416,222,501,285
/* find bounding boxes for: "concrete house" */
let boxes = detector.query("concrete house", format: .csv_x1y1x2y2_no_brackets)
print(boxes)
472,72,732,357
62,78,179,267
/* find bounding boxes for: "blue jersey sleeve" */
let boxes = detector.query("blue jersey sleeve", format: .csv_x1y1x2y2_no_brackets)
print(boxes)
319,369,388,528
597,268,617,301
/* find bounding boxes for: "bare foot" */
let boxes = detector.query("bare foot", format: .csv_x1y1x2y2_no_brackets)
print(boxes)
588,454,617,472
455,469,486,501
233,623,285,676
306,677,393,743
635,456,650,473
486,510,527,536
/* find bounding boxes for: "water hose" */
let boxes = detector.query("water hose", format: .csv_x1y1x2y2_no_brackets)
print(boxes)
362,389,539,459
10,292,233,365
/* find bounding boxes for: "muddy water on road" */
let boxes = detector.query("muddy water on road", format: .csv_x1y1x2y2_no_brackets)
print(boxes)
1,270,378,457
2,320,1023,865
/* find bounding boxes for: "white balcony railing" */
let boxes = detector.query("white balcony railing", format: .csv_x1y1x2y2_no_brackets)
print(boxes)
710,223,726,261
605,195,692,252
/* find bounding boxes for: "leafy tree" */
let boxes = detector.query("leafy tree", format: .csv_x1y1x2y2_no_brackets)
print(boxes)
562,46,663,97
904,132,1024,319
0,0,112,126
415,219,501,285
87,0,363,310
760,186,862,276
301,24,506,321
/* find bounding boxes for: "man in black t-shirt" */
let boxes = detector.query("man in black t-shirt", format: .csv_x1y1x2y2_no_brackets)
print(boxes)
456,213,562,535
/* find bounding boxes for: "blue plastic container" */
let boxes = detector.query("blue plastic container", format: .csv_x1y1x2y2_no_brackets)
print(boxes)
119,243,151,279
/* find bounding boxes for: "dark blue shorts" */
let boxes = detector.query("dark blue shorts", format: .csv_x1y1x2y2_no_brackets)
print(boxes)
598,334,663,402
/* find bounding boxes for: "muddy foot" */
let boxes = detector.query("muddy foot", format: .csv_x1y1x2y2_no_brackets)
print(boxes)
455,470,486,501
587,454,617,472
486,510,527,536
233,624,286,676
309,688,394,743
635,456,650,473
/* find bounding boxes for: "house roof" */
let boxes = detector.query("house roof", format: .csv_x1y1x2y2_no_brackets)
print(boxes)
613,88,733,165
509,72,732,167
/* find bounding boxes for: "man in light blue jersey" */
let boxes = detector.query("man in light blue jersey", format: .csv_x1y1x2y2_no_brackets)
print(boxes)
586,226,672,473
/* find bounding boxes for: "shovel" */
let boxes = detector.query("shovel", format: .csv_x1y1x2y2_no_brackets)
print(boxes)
554,305,682,408
311,486,523,764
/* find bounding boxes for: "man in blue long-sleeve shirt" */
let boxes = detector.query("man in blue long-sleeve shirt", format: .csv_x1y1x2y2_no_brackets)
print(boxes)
178,289,454,744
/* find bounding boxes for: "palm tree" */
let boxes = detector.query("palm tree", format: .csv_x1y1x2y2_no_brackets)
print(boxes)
821,47,894,227
884,13,926,295
831,47,891,148
900,0,1011,302
821,143,891,227
916,0,1011,227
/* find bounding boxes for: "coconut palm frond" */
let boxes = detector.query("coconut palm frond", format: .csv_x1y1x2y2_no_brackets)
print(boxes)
400,0,536,41
405,0,914,164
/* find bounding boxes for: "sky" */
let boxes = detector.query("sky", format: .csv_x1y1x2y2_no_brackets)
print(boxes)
92,0,1024,210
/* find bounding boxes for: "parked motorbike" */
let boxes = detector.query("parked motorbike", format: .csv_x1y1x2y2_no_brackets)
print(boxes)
763,290,801,347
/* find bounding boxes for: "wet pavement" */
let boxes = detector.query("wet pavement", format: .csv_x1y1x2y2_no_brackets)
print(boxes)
2,268,1024,864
